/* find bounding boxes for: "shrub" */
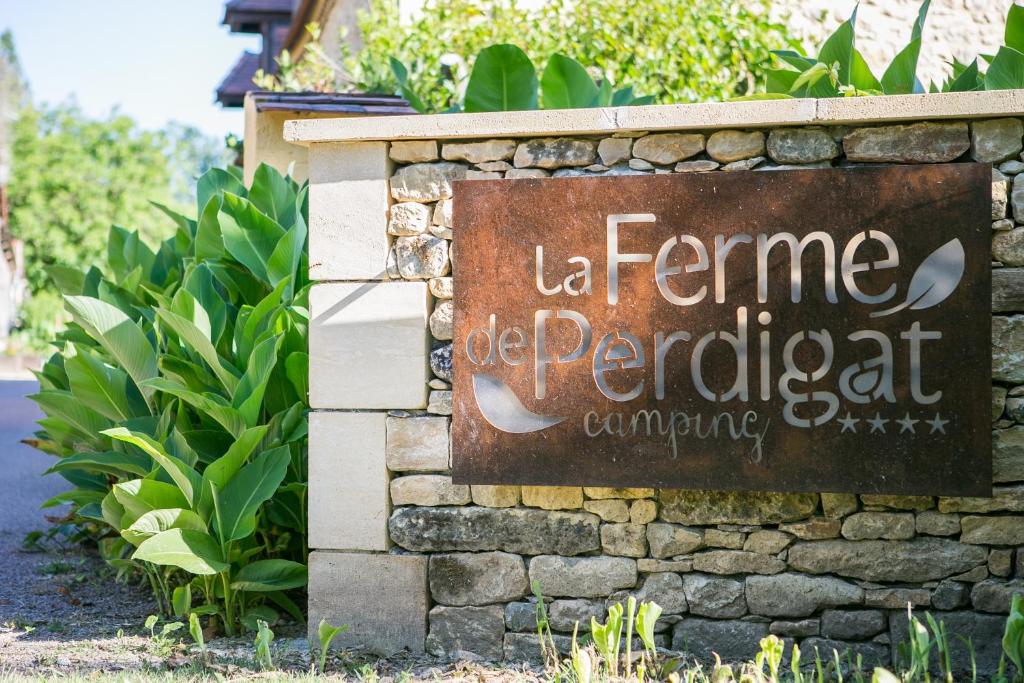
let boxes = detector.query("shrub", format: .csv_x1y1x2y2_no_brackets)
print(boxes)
257,0,797,112
29,164,309,636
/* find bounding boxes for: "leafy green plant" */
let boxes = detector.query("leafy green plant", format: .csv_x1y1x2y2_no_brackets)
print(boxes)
144,614,184,657
392,44,653,114
29,163,310,636
1001,594,1024,683
188,612,206,662
984,5,1024,92
317,618,349,674
254,619,275,671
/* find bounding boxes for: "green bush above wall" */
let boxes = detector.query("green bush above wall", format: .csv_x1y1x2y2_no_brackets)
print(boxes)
29,164,310,636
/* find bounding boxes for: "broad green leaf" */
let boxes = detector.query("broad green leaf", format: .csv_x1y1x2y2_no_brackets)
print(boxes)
266,207,306,296
943,58,982,92
765,68,800,93
133,528,228,575
150,201,196,241
464,44,538,112
389,56,427,113
850,49,881,91
196,167,245,219
195,196,225,261
30,390,111,442
46,265,86,296
592,78,613,107
47,450,151,478
249,164,295,226
64,296,158,404
230,559,307,592
64,345,136,421
41,489,105,509
157,307,239,394
213,447,290,544
610,86,635,106
183,264,227,346
541,54,598,110
173,585,192,618
284,352,308,401
816,6,858,85
772,49,816,71
123,508,208,547
198,425,269,518
220,193,287,284
104,427,202,506
232,334,282,427
882,39,922,94
267,482,305,531
112,478,189,523
101,490,125,529
1006,4,1024,53
985,46,1024,91
142,378,247,437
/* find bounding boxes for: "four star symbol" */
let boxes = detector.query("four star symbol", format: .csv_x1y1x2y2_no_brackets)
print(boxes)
895,412,919,434
837,412,860,433
866,412,889,434
835,411,948,435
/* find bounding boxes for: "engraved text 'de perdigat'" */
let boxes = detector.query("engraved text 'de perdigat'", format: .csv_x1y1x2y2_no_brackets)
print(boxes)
451,164,992,496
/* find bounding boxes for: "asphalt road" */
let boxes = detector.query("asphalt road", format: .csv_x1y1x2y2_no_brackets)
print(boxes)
0,380,67,540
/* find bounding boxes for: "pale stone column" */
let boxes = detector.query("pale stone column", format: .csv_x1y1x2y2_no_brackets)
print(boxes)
306,140,429,654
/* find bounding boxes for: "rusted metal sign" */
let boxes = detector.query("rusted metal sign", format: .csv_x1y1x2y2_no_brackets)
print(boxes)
451,164,991,495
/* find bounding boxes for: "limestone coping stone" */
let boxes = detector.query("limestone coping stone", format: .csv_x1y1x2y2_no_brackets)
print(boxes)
285,90,1024,145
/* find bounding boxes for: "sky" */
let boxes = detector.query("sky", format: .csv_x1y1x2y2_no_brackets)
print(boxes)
0,1,260,139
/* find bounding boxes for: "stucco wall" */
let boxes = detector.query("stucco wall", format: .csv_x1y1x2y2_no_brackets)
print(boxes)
294,94,1024,674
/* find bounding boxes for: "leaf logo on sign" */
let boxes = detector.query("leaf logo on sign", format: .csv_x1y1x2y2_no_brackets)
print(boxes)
472,373,566,433
870,238,965,318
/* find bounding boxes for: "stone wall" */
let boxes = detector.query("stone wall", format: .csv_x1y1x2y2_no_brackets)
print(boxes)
301,102,1024,674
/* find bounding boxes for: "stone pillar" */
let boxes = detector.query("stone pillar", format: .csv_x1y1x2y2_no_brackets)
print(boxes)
306,140,430,654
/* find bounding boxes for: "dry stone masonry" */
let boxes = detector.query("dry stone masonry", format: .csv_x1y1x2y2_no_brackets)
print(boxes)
302,99,1024,675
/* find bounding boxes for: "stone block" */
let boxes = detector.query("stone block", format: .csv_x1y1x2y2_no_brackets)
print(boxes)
864,587,931,608
938,484,1024,513
429,300,453,340
471,485,520,508
961,515,1024,545
390,475,470,506
820,610,886,640
766,127,839,163
309,411,388,551
584,487,654,499
529,555,637,598
513,138,596,169
386,416,449,472
822,493,859,518
990,548,1015,576
631,572,689,614
770,619,819,637
504,601,537,632
858,494,934,510
993,316,1024,384
673,618,766,663
932,580,970,610
843,122,969,163
787,538,987,582
600,523,648,557
442,140,516,164
389,506,600,555
682,573,746,618
426,605,504,661
692,549,785,575
582,499,629,522
503,632,572,664
522,486,584,510
660,490,818,525
309,282,429,409
971,118,1024,162
706,130,765,163
632,133,705,164
308,551,427,655
630,499,658,524
744,530,793,554
387,201,431,236
779,517,842,539
309,141,391,281
548,599,607,632
705,528,745,548
647,523,704,558
994,426,1024,482
746,573,863,617
916,510,961,536
993,268,1024,313
841,512,916,540
389,140,438,163
597,137,632,166
429,552,528,606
